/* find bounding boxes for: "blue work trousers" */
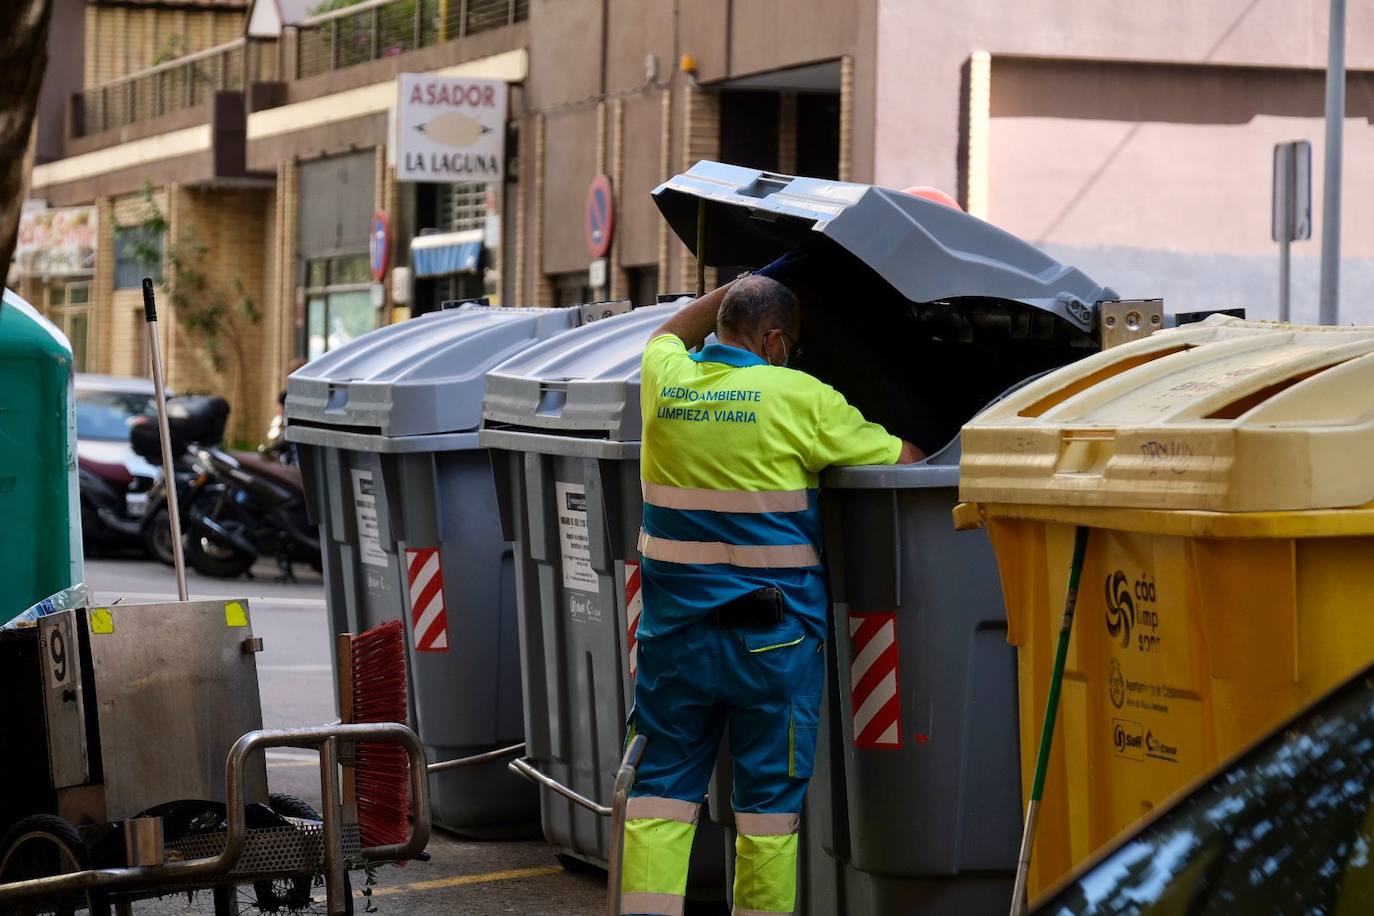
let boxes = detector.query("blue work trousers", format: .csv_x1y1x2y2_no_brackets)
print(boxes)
620,614,824,916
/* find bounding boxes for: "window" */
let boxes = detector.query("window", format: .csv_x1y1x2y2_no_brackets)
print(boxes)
74,389,156,441
436,182,490,232
552,271,592,308
302,253,376,360
626,267,661,308
115,226,163,289
48,281,92,372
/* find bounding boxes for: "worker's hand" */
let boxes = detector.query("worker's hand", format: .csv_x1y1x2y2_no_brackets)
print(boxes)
896,440,924,464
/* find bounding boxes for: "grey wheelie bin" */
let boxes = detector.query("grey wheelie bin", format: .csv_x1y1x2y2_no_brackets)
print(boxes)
652,160,1140,912
286,301,608,836
480,303,726,894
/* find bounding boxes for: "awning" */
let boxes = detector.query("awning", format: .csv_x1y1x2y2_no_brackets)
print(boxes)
411,229,484,278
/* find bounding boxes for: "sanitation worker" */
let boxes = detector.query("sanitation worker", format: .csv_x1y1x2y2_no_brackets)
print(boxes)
621,272,921,916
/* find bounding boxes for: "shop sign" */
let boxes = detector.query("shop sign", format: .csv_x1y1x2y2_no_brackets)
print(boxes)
14,205,97,277
396,73,507,184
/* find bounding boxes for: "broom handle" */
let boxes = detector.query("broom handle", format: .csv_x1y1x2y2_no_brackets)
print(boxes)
337,633,357,807
1010,525,1089,916
143,279,188,601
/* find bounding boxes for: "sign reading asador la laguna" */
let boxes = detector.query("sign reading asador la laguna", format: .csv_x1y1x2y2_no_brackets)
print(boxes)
395,73,507,184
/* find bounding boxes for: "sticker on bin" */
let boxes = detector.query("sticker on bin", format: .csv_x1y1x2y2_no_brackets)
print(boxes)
848,612,902,749
406,547,450,652
624,560,642,678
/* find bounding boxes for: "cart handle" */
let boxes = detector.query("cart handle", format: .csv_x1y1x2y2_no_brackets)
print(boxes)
0,722,430,905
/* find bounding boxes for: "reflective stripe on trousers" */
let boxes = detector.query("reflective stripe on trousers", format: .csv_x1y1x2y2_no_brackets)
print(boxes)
621,797,699,915
637,531,820,569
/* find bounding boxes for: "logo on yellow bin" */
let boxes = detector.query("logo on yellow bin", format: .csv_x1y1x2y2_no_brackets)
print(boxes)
1109,658,1126,709
415,112,492,148
1104,570,1134,649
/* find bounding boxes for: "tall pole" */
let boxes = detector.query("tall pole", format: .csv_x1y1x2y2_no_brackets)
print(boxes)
1279,235,1291,323
1318,0,1345,325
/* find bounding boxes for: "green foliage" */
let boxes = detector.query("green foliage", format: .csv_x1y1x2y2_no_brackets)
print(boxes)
129,182,261,376
343,855,382,912
153,34,189,65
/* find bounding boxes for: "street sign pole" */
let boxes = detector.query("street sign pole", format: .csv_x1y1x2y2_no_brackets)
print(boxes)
1272,140,1311,323
1279,233,1291,324
1319,0,1346,325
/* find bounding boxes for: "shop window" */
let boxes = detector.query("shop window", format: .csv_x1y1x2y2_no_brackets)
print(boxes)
48,281,92,372
302,253,376,360
114,226,163,289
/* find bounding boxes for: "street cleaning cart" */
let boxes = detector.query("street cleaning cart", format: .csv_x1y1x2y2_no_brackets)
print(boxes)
0,598,430,916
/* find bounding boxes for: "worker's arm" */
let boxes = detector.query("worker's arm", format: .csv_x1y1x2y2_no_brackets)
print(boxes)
652,281,737,350
807,385,924,471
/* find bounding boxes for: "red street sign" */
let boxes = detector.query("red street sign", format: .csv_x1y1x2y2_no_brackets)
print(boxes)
369,210,390,282
585,174,614,260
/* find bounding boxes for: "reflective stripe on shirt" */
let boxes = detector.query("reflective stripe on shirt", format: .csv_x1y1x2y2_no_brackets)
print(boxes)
642,480,810,514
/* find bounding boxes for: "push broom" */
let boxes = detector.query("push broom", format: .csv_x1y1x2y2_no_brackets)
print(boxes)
338,620,412,850
1009,525,1090,916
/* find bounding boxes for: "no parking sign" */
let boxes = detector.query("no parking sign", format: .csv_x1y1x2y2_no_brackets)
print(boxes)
369,210,390,282
585,174,614,260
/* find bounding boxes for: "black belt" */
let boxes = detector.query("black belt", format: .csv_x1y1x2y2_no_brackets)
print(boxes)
711,587,786,628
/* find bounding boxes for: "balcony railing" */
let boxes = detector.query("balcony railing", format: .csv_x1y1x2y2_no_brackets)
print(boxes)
73,38,278,138
294,0,528,79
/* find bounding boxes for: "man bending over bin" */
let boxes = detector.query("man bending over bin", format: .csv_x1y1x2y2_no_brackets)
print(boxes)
620,271,921,916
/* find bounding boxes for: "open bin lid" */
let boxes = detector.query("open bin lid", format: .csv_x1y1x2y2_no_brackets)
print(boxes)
482,302,682,445
286,304,582,444
652,160,1116,335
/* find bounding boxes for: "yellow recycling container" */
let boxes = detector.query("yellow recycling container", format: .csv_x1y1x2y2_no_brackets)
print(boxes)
957,316,1374,900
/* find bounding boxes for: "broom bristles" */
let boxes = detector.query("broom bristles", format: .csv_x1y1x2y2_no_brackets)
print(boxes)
349,620,411,851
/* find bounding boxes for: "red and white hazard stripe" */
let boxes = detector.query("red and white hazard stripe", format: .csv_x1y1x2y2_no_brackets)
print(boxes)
624,560,642,678
848,612,901,749
406,547,449,653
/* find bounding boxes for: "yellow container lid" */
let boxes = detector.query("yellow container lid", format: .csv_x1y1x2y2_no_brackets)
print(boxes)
960,316,1374,512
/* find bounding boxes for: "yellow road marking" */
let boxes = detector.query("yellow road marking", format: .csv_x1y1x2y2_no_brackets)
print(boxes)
367,865,564,897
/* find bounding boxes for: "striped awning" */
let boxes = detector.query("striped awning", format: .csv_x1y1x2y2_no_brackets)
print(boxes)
411,229,483,278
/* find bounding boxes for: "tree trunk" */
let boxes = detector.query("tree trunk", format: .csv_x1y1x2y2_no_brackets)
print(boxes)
0,0,54,274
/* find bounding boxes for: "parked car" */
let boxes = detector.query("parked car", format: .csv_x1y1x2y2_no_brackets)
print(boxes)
74,374,164,554
1034,662,1374,915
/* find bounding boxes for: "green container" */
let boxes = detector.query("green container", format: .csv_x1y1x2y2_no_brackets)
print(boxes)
0,289,83,623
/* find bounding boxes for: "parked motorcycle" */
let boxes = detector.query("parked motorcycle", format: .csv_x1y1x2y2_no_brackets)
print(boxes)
128,409,213,567
184,444,320,579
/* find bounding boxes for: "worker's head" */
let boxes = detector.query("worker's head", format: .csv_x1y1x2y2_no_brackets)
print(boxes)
716,275,801,368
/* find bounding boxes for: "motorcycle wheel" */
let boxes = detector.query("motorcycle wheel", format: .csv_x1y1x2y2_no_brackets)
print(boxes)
144,506,177,566
186,529,257,578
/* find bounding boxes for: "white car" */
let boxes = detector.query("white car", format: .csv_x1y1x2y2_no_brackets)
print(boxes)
74,374,166,552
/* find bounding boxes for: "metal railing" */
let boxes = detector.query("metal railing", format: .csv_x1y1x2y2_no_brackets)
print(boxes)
294,0,528,79
73,37,278,138
0,723,430,916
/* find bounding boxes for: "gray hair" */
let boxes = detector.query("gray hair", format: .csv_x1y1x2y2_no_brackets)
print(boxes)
716,275,799,339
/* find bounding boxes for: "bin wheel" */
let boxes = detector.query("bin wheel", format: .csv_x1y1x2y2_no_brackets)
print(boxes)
555,852,602,876
0,814,110,916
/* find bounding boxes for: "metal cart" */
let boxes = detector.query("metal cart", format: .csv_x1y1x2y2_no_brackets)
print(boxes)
0,600,429,916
